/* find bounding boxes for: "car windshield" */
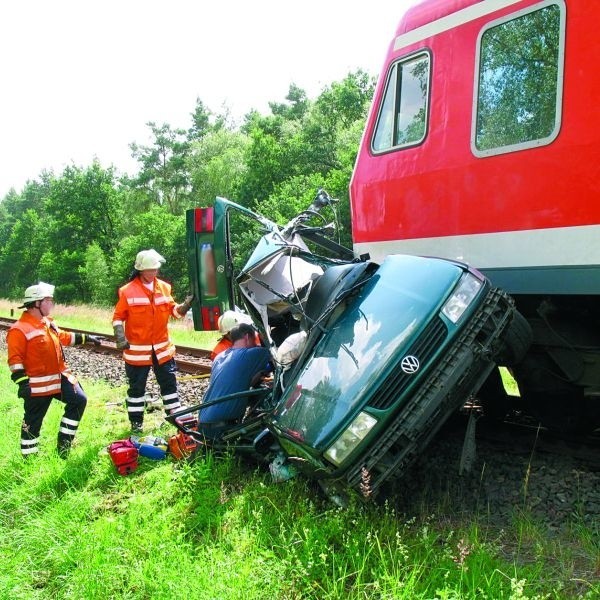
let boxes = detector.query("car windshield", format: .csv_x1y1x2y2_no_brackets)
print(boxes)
273,255,462,448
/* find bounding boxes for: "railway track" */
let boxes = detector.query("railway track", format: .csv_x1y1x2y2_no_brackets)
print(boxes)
475,416,600,470
0,317,212,376
442,402,600,471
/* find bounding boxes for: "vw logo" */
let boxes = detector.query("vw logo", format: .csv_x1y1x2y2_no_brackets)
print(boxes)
400,355,420,374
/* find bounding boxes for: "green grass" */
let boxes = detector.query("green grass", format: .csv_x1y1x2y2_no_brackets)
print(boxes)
0,365,598,597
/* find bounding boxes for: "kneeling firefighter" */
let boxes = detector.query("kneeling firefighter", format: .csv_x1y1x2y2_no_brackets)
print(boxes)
112,249,193,433
7,282,102,458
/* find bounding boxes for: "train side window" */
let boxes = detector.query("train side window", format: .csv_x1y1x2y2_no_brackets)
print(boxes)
372,51,430,153
472,0,565,157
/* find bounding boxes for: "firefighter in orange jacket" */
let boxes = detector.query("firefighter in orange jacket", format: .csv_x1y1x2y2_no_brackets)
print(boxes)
210,310,257,360
7,282,101,457
112,249,193,433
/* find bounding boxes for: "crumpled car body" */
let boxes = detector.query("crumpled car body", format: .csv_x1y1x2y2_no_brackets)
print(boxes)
177,192,530,500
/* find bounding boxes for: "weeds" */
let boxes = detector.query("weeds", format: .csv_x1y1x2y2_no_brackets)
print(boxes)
0,327,599,598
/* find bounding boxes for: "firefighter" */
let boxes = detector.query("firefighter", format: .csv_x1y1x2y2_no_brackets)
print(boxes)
210,310,254,360
200,322,272,441
7,282,102,458
112,249,193,433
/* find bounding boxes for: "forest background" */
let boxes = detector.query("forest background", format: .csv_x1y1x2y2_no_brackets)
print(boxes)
0,71,372,305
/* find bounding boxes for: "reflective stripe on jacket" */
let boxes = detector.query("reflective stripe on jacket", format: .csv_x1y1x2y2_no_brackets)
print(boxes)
7,312,78,396
112,276,181,366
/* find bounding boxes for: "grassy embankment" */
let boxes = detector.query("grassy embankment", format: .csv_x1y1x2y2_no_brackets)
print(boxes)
0,301,598,598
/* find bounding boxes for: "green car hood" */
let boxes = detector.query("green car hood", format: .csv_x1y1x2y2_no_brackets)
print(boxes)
272,254,465,448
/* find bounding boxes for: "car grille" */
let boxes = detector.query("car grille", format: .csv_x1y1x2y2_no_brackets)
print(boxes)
345,287,514,497
367,317,447,410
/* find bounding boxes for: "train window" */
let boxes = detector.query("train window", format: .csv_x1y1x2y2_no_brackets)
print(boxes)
472,0,565,157
372,51,430,153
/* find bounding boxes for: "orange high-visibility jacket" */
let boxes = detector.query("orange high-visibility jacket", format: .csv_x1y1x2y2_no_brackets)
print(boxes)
210,331,262,361
210,337,233,361
7,312,79,396
112,276,184,366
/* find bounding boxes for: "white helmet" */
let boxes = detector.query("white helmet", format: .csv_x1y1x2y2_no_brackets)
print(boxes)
134,249,165,271
19,281,55,308
218,310,253,335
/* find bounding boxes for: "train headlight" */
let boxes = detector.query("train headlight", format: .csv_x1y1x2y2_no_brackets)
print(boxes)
442,273,482,324
324,412,378,466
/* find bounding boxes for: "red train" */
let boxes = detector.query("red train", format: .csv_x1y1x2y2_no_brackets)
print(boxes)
350,0,600,431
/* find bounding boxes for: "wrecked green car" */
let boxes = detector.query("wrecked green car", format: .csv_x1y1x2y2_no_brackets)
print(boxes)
171,191,531,502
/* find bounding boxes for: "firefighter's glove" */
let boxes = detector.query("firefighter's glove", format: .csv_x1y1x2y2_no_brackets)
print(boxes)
76,333,104,346
17,381,31,401
113,324,130,350
11,371,31,401
86,335,104,346
176,294,194,316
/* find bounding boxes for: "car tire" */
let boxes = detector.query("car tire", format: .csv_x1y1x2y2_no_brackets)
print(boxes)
495,311,532,366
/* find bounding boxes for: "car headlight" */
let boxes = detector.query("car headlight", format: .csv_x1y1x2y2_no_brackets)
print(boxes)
324,412,378,466
441,273,483,324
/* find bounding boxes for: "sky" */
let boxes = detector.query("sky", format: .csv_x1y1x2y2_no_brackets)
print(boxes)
0,0,416,198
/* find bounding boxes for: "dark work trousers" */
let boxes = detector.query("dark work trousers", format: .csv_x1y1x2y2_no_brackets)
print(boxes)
20,376,87,456
124,355,180,425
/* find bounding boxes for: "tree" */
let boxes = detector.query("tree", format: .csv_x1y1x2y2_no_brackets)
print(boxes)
0,209,47,298
187,128,250,205
299,70,374,174
45,163,122,257
237,73,373,211
26,163,124,302
79,243,112,306
188,97,233,140
313,70,373,130
188,97,212,141
237,71,372,246
0,175,52,254
37,248,82,303
268,84,309,120
130,122,191,214
238,103,308,207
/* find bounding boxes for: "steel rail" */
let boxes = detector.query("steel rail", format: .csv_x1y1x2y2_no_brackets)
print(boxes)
0,317,212,376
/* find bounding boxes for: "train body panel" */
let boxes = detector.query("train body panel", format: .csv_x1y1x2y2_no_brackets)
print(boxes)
351,0,600,294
